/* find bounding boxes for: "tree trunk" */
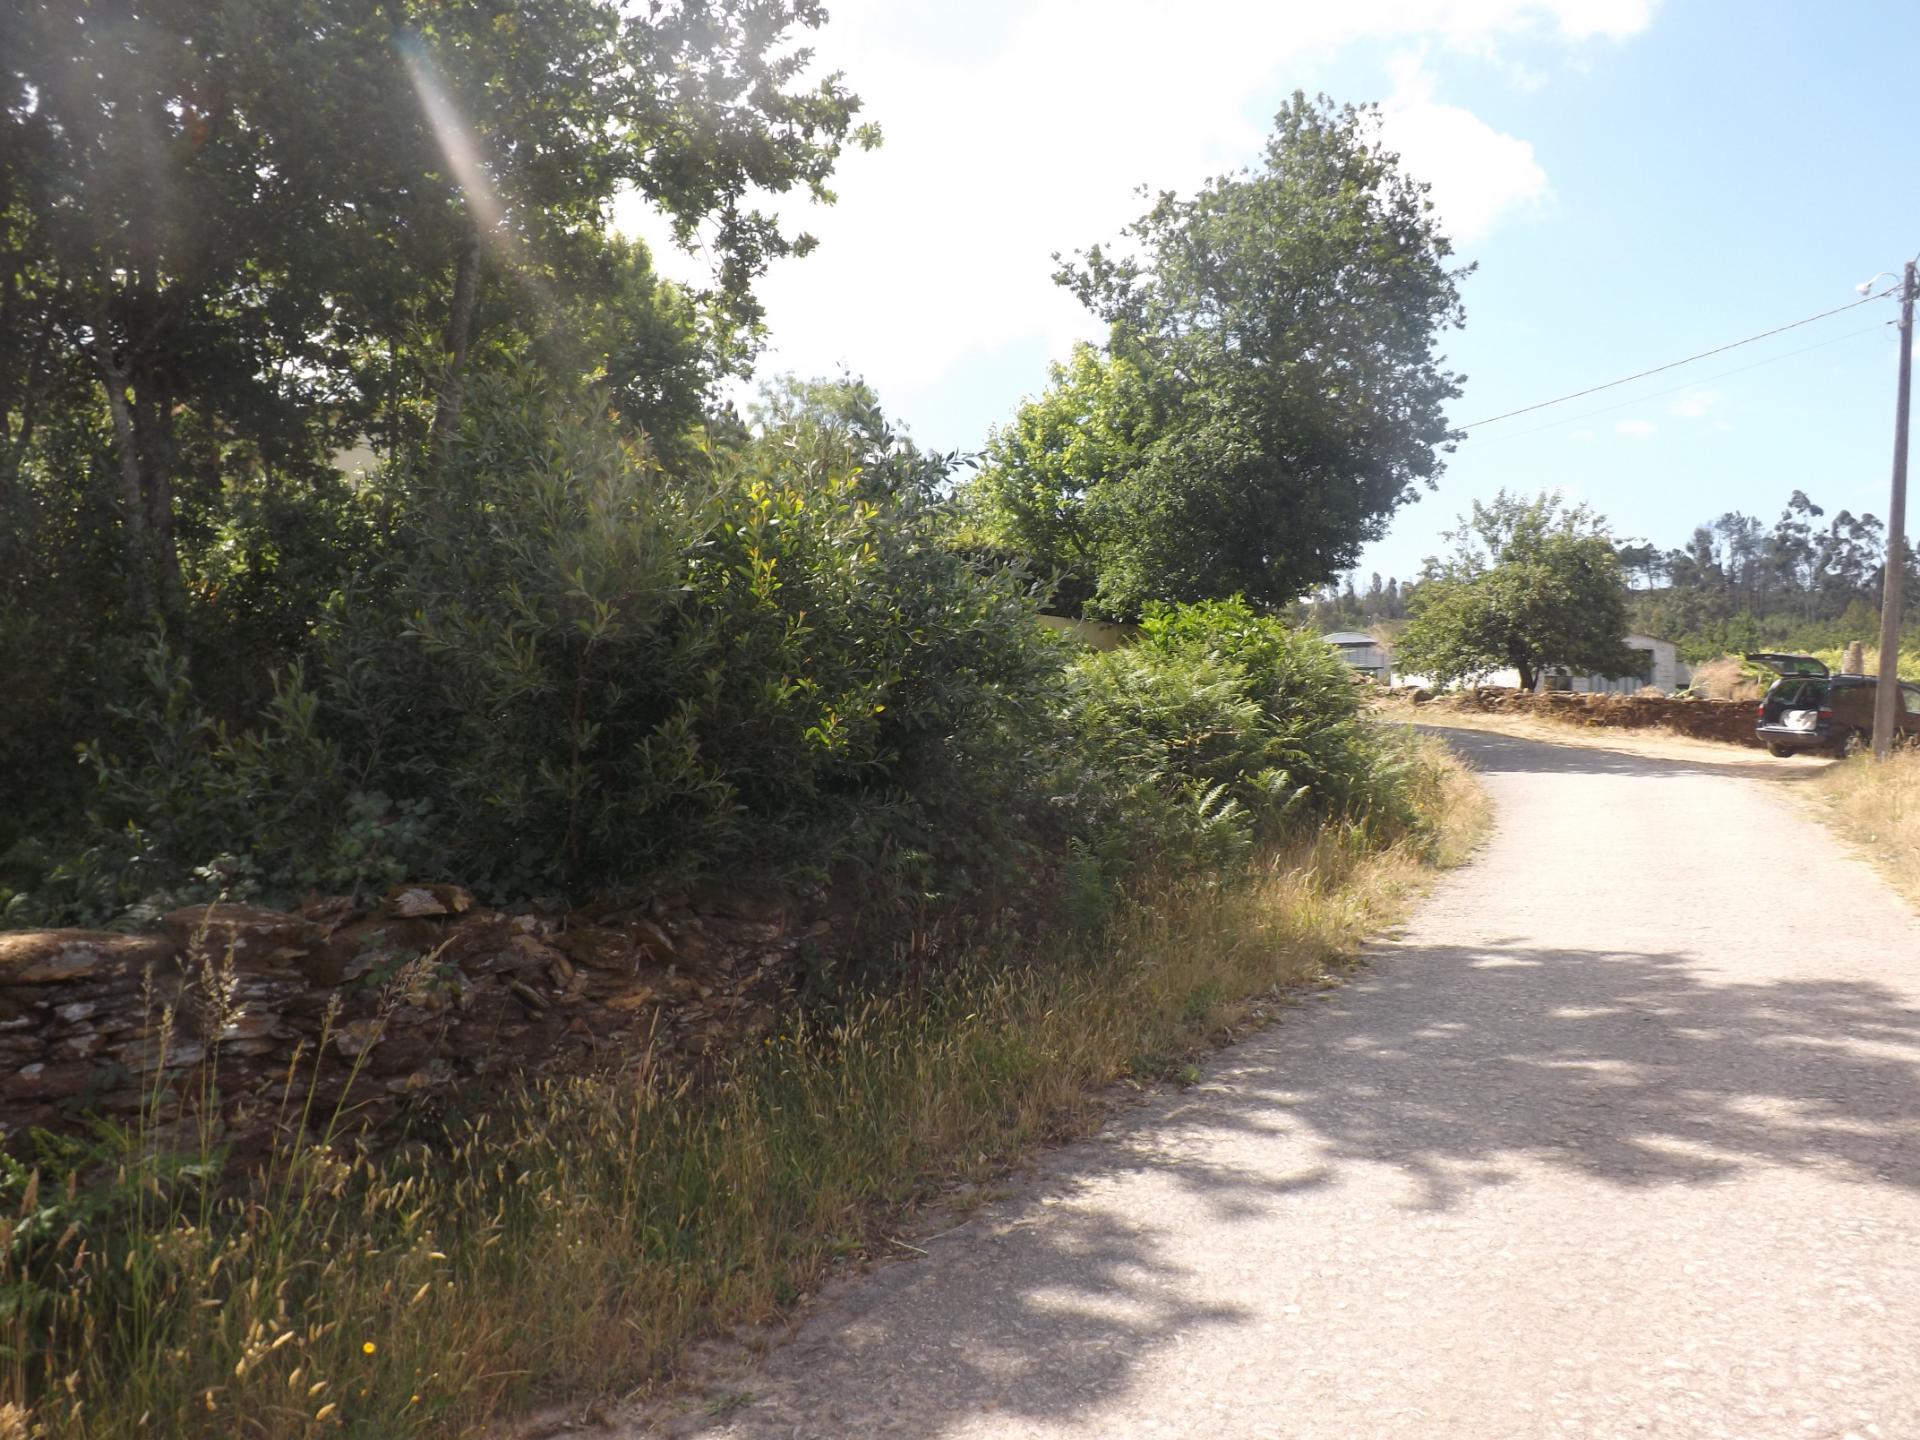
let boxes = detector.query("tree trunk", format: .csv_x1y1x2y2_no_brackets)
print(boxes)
1,311,55,520
91,279,188,625
134,379,184,622
431,225,483,460
1517,659,1537,693
92,330,152,617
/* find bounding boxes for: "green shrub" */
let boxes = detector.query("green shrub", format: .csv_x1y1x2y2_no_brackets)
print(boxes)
12,378,1070,924
309,377,1067,904
1061,597,1418,875
1,430,379,910
8,385,1428,943
6,645,437,928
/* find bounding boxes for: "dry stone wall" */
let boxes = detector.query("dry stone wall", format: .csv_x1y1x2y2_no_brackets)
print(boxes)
1433,687,1764,747
0,885,828,1153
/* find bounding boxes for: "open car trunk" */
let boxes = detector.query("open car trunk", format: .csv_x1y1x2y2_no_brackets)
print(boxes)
1744,652,1830,679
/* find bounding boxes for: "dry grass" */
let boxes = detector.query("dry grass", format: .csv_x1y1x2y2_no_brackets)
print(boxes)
4,741,1483,1440
1815,748,1920,907
1682,654,1768,701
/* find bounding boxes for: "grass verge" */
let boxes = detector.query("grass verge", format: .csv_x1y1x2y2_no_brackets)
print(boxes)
3,738,1484,1440
1814,748,1920,907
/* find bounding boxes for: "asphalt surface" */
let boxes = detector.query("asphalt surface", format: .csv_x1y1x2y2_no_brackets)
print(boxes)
651,728,1920,1440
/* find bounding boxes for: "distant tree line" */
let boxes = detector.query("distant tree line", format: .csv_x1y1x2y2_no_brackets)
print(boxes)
1298,572,1410,632
1300,487,1916,664
1619,490,1915,658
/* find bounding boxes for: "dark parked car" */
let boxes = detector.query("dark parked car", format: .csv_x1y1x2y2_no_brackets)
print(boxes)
1747,652,1920,756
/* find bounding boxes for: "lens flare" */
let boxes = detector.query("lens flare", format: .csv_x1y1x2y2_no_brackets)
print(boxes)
398,36,507,240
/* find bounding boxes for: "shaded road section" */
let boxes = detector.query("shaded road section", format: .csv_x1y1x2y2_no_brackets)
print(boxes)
649,728,1920,1439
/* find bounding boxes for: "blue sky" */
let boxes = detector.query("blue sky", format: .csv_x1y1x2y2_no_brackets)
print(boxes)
621,0,1919,587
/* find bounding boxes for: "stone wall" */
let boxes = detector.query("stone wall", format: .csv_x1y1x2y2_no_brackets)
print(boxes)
0,886,831,1153
1433,687,1763,747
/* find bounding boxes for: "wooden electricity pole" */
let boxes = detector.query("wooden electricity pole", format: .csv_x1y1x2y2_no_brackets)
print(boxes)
1872,259,1915,759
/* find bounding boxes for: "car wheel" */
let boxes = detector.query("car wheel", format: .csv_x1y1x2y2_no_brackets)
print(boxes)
1767,742,1795,758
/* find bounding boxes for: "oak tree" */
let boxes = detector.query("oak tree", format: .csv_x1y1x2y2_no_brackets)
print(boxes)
969,93,1466,617
1395,491,1644,692
1,0,874,619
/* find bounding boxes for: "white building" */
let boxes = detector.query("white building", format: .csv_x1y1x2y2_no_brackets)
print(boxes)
1544,634,1684,694
1324,631,1392,681
1383,632,1687,695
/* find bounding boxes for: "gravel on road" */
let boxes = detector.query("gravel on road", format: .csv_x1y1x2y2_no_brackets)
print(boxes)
638,728,1920,1440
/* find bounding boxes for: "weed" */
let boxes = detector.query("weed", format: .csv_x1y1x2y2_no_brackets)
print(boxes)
3,742,1479,1439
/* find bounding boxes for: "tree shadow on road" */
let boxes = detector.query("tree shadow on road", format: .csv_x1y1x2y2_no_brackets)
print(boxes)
674,1202,1250,1438
1134,937,1920,1217
678,938,1920,1438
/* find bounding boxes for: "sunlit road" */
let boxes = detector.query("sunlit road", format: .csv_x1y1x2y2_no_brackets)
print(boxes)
645,728,1920,1439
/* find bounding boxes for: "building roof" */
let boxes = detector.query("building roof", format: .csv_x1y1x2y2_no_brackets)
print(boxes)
1323,631,1379,647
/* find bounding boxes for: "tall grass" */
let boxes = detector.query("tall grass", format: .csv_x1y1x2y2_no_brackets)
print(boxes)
1816,748,1920,904
3,740,1482,1440
1682,654,1768,701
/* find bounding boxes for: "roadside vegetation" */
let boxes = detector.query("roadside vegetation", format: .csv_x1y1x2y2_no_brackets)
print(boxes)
3,740,1480,1439
1816,750,1920,905
0,6,1491,1436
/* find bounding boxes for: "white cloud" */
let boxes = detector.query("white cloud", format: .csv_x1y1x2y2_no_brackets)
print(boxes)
616,0,1654,430
1545,0,1658,39
1376,51,1550,244
1668,386,1720,419
1616,417,1656,438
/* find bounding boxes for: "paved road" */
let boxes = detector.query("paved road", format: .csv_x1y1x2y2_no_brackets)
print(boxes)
653,729,1920,1440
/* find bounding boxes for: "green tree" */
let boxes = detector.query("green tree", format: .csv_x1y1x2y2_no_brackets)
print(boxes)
969,93,1466,617
0,0,874,620
961,342,1160,610
1396,491,1643,692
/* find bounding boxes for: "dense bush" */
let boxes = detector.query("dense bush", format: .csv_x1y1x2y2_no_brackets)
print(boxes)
6,380,1071,924
1063,598,1419,876
0,441,381,897
5,376,1428,937
311,378,1068,902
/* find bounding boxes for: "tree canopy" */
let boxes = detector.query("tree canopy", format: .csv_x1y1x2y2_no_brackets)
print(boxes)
1,0,876,620
965,93,1467,618
1395,491,1643,692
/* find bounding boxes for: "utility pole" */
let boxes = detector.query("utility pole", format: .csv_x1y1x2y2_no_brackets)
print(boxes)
1872,259,1915,759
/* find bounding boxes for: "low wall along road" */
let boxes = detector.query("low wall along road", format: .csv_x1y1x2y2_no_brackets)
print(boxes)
0,886,823,1152
1427,687,1763,747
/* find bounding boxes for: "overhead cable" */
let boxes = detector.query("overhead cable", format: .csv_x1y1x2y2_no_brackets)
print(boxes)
1460,287,1897,431
1467,320,1892,446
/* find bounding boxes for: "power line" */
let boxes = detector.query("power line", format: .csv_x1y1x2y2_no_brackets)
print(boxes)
1466,320,1892,446
1459,288,1897,431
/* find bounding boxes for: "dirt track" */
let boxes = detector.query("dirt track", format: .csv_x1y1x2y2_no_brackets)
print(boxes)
641,728,1920,1439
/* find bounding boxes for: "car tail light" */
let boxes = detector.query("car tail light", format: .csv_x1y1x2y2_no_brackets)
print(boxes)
1819,707,1834,720
1755,703,1765,717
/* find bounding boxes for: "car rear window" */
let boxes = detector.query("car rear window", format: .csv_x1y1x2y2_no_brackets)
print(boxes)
1773,679,1824,706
